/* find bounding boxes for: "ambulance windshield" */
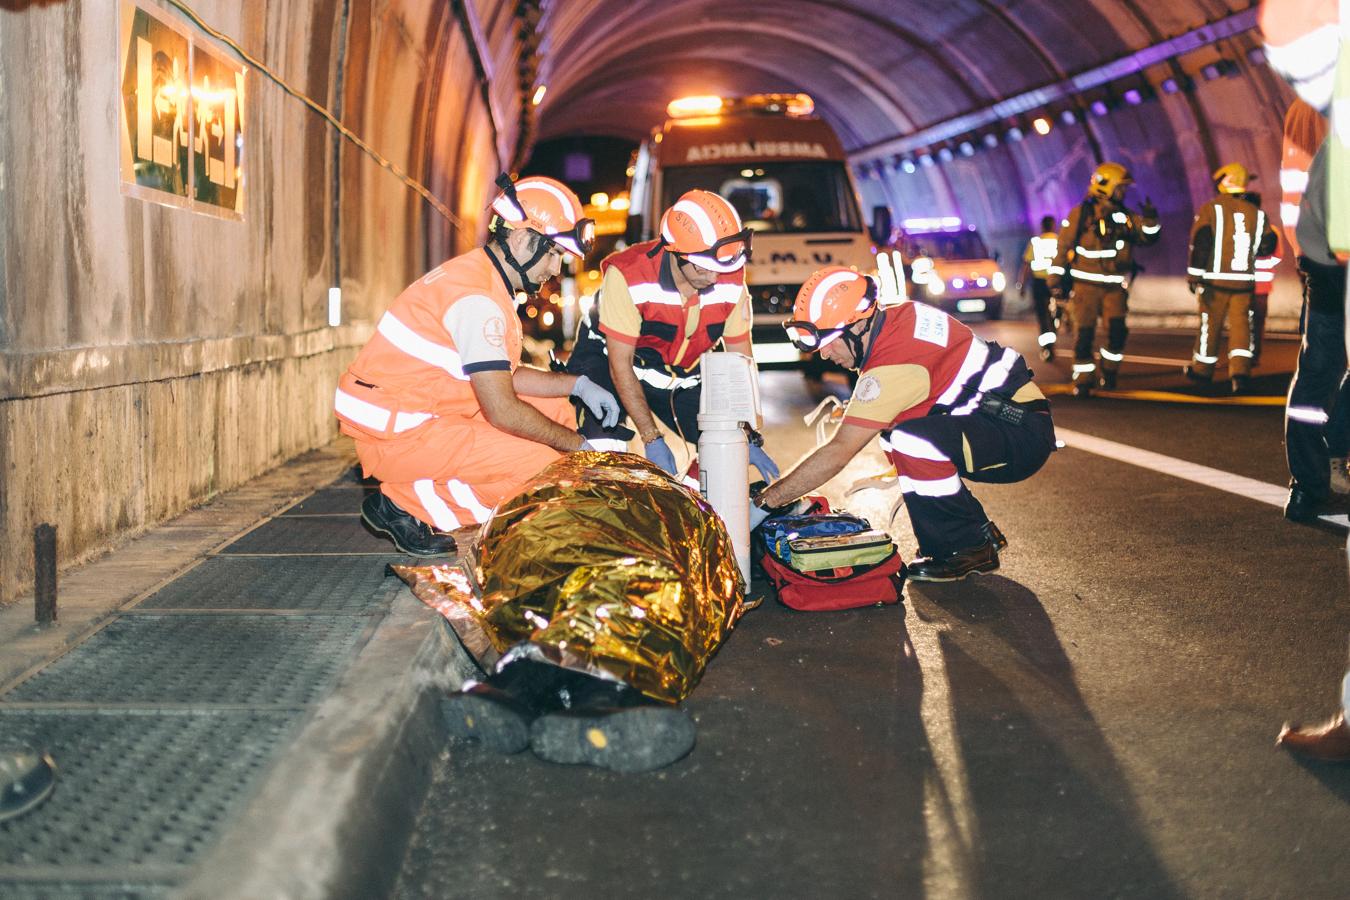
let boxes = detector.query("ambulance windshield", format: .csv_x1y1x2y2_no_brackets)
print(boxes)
662,162,863,234
904,229,991,260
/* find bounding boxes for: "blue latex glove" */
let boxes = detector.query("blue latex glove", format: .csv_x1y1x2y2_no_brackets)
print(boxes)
749,500,772,532
644,436,678,475
748,443,780,481
571,375,621,429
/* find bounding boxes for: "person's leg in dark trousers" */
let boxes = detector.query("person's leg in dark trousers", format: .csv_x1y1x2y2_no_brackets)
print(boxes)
1031,279,1058,360
1286,303,1348,501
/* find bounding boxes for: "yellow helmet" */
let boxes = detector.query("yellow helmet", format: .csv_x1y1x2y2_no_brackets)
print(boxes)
1212,162,1252,194
1088,162,1133,200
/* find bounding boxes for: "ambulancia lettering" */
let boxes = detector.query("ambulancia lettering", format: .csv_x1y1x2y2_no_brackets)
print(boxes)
686,141,830,163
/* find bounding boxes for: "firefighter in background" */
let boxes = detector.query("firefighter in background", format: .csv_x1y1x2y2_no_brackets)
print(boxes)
1016,215,1061,361
334,174,621,556
1047,163,1161,396
1250,206,1281,366
566,189,779,481
751,267,1056,582
1182,164,1279,393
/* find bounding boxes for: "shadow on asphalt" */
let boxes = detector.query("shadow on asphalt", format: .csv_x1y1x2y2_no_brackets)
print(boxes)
908,575,1184,899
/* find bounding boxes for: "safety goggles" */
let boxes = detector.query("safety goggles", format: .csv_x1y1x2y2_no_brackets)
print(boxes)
783,320,849,352
674,228,754,273
494,174,596,258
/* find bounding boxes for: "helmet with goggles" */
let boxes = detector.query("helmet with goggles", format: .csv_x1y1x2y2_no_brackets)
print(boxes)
656,190,752,272
784,267,878,352
490,173,595,259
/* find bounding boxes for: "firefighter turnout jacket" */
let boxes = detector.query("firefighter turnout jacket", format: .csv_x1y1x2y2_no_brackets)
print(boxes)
1046,200,1161,294
1187,193,1278,291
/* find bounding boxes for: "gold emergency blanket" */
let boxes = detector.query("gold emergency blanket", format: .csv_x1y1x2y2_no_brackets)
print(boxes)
394,452,746,704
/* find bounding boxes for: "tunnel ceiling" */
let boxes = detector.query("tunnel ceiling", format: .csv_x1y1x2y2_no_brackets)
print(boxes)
534,0,1255,152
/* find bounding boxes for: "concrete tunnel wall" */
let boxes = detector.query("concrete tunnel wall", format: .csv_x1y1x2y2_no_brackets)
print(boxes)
0,0,533,604
0,0,1305,604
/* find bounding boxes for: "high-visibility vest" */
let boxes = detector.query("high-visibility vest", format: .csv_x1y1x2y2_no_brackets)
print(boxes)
334,248,521,440
599,240,746,369
1024,231,1059,279
1187,194,1275,290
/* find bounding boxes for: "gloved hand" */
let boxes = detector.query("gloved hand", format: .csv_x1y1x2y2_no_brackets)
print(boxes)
749,500,772,532
644,436,677,475
748,443,780,481
1140,197,1158,220
570,376,621,429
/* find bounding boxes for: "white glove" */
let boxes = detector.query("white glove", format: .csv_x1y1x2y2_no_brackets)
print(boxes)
571,376,621,429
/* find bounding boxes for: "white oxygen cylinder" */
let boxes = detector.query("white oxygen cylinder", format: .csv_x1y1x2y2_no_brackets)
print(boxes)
697,351,762,585
698,417,751,583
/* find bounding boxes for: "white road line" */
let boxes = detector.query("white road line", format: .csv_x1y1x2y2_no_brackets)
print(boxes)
1057,427,1349,530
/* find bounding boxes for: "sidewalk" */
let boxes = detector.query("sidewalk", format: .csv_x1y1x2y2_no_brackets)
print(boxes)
0,439,472,899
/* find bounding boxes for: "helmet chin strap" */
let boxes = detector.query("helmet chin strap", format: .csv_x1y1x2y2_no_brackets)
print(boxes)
841,315,873,365
495,229,552,294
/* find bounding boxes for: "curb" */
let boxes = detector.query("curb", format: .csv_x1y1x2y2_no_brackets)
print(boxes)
177,589,477,900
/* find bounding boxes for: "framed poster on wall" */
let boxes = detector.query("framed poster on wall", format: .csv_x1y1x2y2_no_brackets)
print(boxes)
118,0,245,218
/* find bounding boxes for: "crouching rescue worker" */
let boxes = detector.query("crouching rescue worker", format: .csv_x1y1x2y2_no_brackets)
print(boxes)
1182,163,1279,393
566,189,779,481
334,174,621,556
1047,163,1161,395
751,267,1056,582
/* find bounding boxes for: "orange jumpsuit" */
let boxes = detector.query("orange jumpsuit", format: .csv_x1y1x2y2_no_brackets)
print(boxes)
334,249,573,531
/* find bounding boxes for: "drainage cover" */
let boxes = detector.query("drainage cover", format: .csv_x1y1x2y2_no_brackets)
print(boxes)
140,556,402,611
219,517,400,555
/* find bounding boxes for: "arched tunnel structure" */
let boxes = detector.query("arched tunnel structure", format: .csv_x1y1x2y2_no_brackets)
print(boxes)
0,0,1295,600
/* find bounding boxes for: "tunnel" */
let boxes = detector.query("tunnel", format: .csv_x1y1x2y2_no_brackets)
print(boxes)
0,0,1298,598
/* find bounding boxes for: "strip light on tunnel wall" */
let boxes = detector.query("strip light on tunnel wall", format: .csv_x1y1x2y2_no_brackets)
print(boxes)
853,6,1260,176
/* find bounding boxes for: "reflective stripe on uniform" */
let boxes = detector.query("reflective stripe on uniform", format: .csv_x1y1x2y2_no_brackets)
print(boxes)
1038,331,1057,347
376,312,468,379
1074,245,1118,259
934,340,991,408
628,283,685,306
447,480,494,523
1072,362,1097,373
884,431,950,462
898,474,963,497
1288,405,1331,424
1229,348,1254,358
1141,223,1161,235
1099,348,1124,362
414,479,461,531
634,367,702,391
334,387,435,434
1068,269,1126,284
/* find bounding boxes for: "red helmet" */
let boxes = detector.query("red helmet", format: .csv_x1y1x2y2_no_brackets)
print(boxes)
658,190,752,272
785,267,878,351
490,174,595,259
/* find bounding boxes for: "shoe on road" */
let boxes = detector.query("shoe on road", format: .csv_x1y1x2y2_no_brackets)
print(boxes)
907,539,1000,582
1230,375,1251,394
1038,346,1055,363
0,745,56,823
982,520,1008,552
1071,382,1092,398
530,704,696,773
1099,370,1118,391
361,492,457,557
1283,485,1327,522
1277,712,1350,762
441,683,535,753
1182,365,1212,384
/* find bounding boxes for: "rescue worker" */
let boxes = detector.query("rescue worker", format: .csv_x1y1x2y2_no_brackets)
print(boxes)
1182,163,1279,393
750,267,1056,582
1047,163,1161,395
566,189,779,480
1250,204,1280,366
1016,215,1061,362
334,174,622,556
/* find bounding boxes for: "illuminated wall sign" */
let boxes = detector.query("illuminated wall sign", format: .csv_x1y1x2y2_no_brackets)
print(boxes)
118,0,245,218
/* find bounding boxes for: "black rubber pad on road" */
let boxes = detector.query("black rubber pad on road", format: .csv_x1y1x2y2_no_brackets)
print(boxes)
141,555,403,611
4,615,369,705
529,705,696,773
218,516,398,555
279,486,374,516
0,710,296,874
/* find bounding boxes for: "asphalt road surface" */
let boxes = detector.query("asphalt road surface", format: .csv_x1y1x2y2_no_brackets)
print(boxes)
393,320,1350,900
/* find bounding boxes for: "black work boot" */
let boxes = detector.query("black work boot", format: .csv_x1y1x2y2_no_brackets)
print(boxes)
1182,365,1212,384
1071,380,1092,398
361,492,457,557
1038,345,1055,363
1230,375,1251,395
1099,369,1118,391
1284,485,1327,522
0,745,56,823
441,682,536,753
907,540,1000,582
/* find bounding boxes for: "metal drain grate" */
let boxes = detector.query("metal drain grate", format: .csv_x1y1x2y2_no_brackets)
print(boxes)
4,616,371,705
218,517,400,555
140,556,403,611
0,710,297,876
279,487,374,516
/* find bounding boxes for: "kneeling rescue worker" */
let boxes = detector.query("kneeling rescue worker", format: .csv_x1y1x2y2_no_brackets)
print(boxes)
1047,162,1161,395
750,267,1057,582
566,189,778,481
334,174,621,556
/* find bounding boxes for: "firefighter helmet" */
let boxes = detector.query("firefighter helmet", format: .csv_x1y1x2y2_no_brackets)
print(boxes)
785,267,878,351
1088,162,1133,200
1212,162,1253,194
658,190,752,272
490,174,594,259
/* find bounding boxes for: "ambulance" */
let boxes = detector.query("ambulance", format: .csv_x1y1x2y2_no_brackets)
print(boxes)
624,93,890,368
898,217,1007,319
